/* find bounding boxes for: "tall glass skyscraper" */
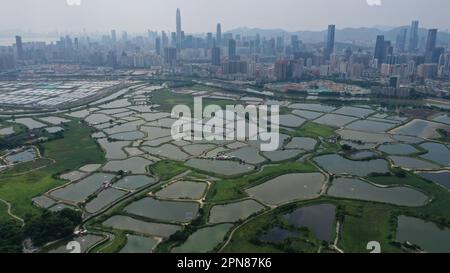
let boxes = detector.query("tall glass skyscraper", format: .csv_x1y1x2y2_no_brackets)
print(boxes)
425,28,438,62
374,35,386,64
216,23,222,46
176,8,182,49
408,20,419,53
395,28,407,53
325,24,335,60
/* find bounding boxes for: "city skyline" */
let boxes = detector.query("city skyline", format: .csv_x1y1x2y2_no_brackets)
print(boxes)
0,0,449,34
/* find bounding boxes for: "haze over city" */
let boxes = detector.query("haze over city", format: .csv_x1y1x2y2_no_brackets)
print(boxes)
1,0,450,258
0,0,449,33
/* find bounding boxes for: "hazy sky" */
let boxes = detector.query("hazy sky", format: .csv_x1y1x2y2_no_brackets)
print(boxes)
1,0,449,33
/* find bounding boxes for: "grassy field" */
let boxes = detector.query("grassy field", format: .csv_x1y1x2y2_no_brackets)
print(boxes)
338,202,400,253
0,201,16,224
0,158,54,177
93,230,127,253
0,121,105,219
287,122,336,139
222,214,285,253
207,161,317,203
189,84,227,93
149,160,188,181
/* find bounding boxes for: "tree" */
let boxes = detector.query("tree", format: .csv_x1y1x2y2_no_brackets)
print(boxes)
0,221,23,253
24,209,82,247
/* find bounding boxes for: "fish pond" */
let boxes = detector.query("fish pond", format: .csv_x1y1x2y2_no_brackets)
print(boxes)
208,200,265,224
245,173,326,205
314,154,389,176
396,216,450,253
327,178,428,207
124,197,199,223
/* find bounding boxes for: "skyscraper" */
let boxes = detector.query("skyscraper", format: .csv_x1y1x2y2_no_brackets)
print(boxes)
408,20,419,53
291,35,300,52
171,32,177,47
395,28,407,53
425,29,438,62
111,30,117,43
325,24,336,60
216,23,222,46
15,36,23,60
155,37,161,56
206,32,213,48
176,8,182,49
161,31,169,49
425,29,438,53
276,37,284,54
212,47,221,66
164,47,177,66
374,35,387,64
228,39,237,60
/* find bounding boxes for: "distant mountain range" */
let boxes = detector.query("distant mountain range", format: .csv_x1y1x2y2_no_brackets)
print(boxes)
227,26,450,45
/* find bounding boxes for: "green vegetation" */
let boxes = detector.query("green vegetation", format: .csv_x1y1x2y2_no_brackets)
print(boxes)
223,215,284,253
208,162,317,203
287,122,336,139
0,121,104,219
24,209,82,247
189,84,225,93
437,129,450,143
0,221,23,253
149,160,188,181
0,209,81,253
0,158,54,177
3,80,450,254
0,201,15,224
338,202,400,253
94,231,127,253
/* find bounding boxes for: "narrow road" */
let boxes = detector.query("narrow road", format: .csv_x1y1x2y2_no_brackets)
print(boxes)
332,221,344,253
0,198,25,227
218,207,274,253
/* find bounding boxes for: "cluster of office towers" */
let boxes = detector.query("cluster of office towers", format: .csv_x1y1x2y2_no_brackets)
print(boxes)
374,21,440,65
